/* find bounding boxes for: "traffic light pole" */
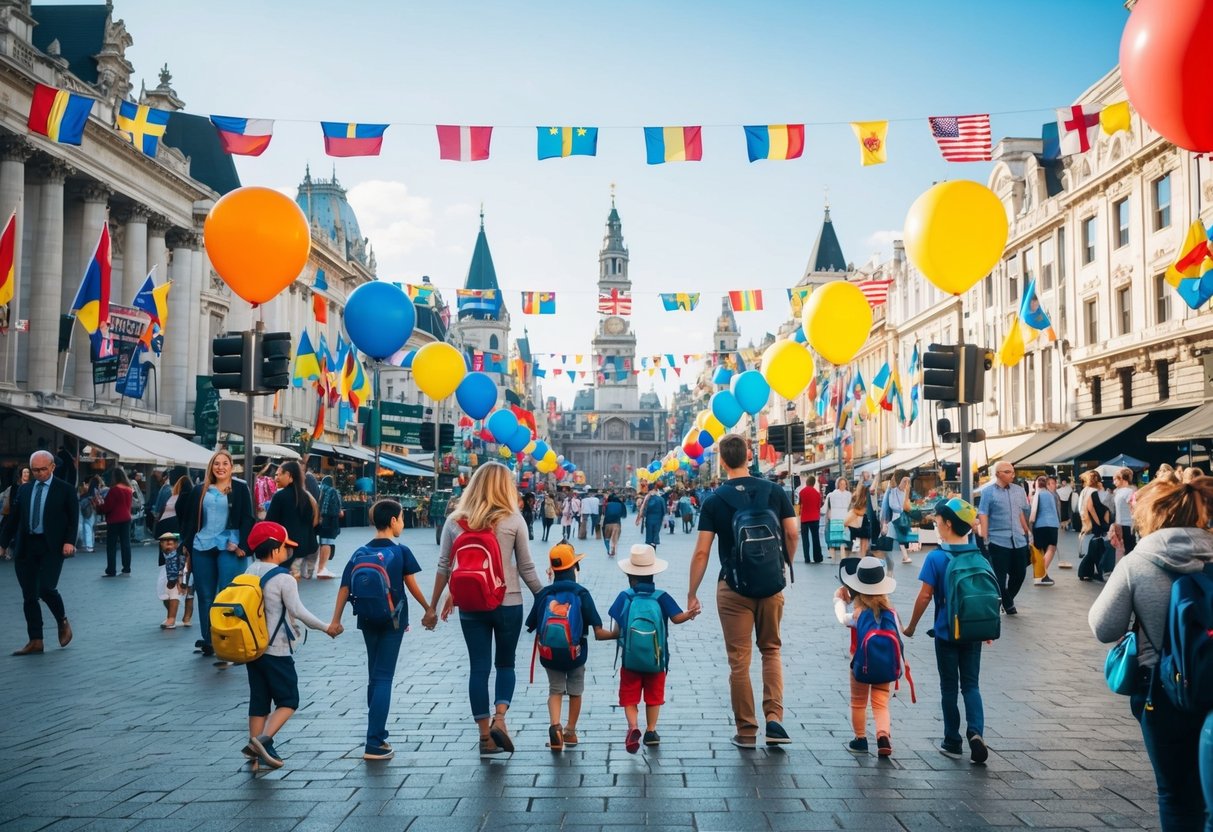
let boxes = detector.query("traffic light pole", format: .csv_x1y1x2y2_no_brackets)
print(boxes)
372,361,382,505
957,331,973,504
244,321,262,483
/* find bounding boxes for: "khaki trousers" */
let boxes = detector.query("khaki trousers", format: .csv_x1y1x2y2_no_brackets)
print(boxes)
716,581,785,738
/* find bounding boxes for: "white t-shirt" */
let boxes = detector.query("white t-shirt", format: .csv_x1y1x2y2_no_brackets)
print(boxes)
825,489,852,521
1113,486,1134,526
581,496,600,516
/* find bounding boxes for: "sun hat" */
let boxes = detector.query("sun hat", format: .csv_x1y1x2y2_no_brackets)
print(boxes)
548,541,585,571
617,544,668,576
837,556,861,586
840,555,897,596
157,531,180,542
934,497,978,535
248,521,297,551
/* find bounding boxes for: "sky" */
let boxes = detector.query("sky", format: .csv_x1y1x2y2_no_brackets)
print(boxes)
55,0,1129,406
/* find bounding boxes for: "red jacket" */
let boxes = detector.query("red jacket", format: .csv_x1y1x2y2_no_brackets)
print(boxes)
798,485,822,522
98,484,133,523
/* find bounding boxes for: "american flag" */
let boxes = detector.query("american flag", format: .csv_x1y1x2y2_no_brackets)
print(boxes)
597,289,632,315
928,114,992,162
856,278,895,307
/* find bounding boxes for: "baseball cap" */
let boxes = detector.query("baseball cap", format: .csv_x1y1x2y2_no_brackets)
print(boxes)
248,521,297,551
548,541,585,571
934,497,978,534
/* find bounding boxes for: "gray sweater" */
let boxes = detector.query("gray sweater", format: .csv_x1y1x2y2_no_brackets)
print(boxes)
437,512,543,606
245,560,328,657
1088,526,1213,667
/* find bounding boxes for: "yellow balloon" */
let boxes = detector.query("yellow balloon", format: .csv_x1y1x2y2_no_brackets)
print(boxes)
523,440,537,456
412,342,466,399
703,413,726,440
694,411,709,428
498,445,512,458
761,339,815,400
544,450,558,464
663,458,678,472
903,180,1009,295
802,281,872,365
537,458,556,473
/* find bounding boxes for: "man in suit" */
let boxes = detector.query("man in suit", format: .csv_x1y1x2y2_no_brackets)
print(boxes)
0,450,79,655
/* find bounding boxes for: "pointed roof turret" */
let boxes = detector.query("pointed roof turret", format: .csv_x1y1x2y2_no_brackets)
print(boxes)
807,204,848,274
460,209,504,320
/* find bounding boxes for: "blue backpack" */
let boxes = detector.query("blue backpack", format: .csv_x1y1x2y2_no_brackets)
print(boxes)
347,547,401,628
851,608,915,701
617,587,668,673
1159,562,1213,712
536,584,585,669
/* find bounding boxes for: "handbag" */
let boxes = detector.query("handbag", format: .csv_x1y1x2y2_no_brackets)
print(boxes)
843,509,864,529
1030,544,1046,579
893,511,912,534
873,534,895,553
1104,618,1155,696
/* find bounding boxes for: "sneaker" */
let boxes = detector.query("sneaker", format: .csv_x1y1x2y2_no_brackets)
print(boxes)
316,568,336,580
562,726,578,747
625,727,642,754
1004,606,1018,615
248,735,284,769
939,741,963,759
479,737,503,757
489,718,514,753
240,739,257,759
547,724,563,752
730,734,757,749
846,737,869,754
1058,561,1074,569
643,730,661,746
764,721,791,745
968,733,989,765
1034,576,1055,587
877,735,892,757
363,743,394,761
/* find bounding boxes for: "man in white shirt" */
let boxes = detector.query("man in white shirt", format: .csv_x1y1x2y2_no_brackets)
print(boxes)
581,492,601,538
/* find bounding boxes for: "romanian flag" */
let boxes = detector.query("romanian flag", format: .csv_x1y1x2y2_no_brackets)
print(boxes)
28,84,93,145
131,270,170,355
293,330,321,387
321,121,388,157
869,362,891,414
537,126,598,159
70,224,112,338
209,115,274,156
728,290,763,312
1165,221,1213,310
521,291,556,315
660,292,700,311
850,120,888,166
644,126,703,164
115,101,171,156
743,124,805,162
787,287,813,316
0,211,15,309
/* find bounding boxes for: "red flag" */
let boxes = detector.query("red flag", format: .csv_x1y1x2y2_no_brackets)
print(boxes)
312,293,327,323
436,125,492,161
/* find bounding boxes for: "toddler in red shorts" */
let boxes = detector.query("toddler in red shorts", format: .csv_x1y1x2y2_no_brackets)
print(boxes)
605,544,698,753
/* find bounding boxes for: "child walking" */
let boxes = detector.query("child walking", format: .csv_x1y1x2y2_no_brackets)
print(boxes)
156,532,193,629
605,544,698,753
329,500,432,760
525,541,610,752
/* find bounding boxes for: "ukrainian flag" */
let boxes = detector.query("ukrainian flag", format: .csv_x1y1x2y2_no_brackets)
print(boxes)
293,330,321,387
536,126,598,159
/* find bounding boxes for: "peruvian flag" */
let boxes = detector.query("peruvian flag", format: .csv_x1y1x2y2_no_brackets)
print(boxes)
436,125,492,161
1057,105,1100,156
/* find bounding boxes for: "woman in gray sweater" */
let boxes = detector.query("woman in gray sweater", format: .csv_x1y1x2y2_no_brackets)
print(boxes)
1089,477,1213,832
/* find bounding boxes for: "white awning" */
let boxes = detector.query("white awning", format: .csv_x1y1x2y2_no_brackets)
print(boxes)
938,434,1035,468
253,443,301,461
854,447,935,477
309,442,373,462
20,411,213,467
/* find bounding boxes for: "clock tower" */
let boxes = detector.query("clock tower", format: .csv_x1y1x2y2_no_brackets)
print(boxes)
592,194,638,411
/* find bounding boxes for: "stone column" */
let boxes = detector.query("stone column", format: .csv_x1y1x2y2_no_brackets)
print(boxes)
193,235,210,378
118,204,149,304
27,157,71,394
147,214,170,283
0,138,32,387
163,231,193,427
72,184,111,400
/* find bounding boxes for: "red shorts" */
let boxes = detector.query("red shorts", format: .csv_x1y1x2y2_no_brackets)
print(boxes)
619,668,666,707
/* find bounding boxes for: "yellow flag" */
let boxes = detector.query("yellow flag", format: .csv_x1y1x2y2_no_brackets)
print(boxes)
998,315,1025,367
1100,101,1131,135
850,120,888,166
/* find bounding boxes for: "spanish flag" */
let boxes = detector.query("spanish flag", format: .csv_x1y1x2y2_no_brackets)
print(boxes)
850,120,888,166
0,211,15,309
27,84,93,145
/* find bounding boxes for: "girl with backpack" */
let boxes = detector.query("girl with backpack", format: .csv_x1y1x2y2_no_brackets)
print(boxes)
834,556,904,757
1089,477,1213,832
422,462,544,757
637,487,666,547
314,475,344,579
266,462,320,581
541,492,557,541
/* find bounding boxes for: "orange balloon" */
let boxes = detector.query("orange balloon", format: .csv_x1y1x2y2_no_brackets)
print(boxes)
204,187,311,305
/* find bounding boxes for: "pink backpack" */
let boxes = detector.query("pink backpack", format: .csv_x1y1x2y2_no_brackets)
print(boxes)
448,519,507,611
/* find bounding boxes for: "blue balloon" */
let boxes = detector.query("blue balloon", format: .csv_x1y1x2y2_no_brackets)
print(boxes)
486,409,519,443
711,390,744,428
506,424,531,454
694,454,705,465
399,349,416,369
455,372,497,420
648,461,661,473
731,370,771,415
793,326,807,344
564,462,576,472
713,366,734,386
532,440,549,460
344,281,415,360
697,429,714,448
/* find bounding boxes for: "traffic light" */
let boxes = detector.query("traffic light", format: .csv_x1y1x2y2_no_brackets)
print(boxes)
923,344,961,402
768,427,786,454
212,332,253,391
421,423,455,452
963,347,994,406
257,332,292,391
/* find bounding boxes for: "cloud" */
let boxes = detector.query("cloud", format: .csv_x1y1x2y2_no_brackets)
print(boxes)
864,229,902,258
346,180,437,272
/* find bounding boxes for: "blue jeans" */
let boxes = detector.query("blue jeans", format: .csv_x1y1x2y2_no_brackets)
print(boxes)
934,638,984,747
191,548,245,647
362,625,404,750
458,604,523,720
1131,668,1212,832
644,517,662,546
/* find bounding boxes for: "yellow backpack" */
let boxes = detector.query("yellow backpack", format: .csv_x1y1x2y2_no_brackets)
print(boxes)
209,567,290,663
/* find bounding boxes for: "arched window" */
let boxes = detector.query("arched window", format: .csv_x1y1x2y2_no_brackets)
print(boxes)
489,334,499,351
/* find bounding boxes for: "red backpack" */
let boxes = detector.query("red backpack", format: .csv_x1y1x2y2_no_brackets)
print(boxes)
448,519,507,611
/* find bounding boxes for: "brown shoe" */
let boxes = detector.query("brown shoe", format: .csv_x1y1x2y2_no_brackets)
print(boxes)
562,726,579,747
489,717,514,753
58,619,72,648
12,640,44,656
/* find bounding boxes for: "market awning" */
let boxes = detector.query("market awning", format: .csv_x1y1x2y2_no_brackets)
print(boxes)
19,411,213,467
1017,413,1152,468
1004,430,1067,466
938,433,1036,468
309,442,374,463
853,447,936,477
379,453,433,478
254,443,301,461
1148,402,1213,443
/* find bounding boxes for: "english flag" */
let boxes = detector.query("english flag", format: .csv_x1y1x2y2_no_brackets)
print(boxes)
1057,105,1100,156
436,125,492,161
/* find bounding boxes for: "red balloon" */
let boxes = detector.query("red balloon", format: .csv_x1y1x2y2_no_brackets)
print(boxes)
1120,0,1213,151
683,441,704,458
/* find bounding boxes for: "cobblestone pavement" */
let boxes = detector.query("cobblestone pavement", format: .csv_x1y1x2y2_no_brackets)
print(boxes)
0,520,1160,831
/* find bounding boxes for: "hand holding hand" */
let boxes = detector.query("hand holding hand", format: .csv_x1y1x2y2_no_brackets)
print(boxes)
834,586,850,602
902,623,916,638
687,594,701,616
325,622,343,638
421,609,438,631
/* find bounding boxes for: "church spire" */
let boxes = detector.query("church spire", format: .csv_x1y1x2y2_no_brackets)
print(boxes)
805,197,848,277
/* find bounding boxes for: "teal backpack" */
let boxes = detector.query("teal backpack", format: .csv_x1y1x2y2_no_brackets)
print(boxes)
944,544,1001,642
617,587,668,673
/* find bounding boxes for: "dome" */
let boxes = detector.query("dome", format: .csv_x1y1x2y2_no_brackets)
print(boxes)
295,167,372,269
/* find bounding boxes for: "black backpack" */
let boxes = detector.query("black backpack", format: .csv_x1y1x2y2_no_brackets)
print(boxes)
717,482,790,598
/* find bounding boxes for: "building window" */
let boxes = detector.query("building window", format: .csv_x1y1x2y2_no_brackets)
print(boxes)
1084,298,1099,344
1156,359,1170,400
1041,237,1055,290
1082,216,1097,264
1009,366,1021,425
1153,173,1172,230
489,334,499,351
1006,256,1019,303
1041,347,1053,422
984,274,993,307
1154,272,1171,324
1119,367,1133,410
1021,247,1034,293
1057,226,1067,280
1116,286,1132,335
1025,353,1036,424
1092,376,1102,416
1114,198,1130,247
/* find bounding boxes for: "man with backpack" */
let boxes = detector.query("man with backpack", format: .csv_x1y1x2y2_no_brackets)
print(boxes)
975,462,1032,615
687,434,798,748
902,498,998,764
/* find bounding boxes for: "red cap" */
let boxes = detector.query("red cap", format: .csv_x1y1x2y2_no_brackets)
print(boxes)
248,521,297,551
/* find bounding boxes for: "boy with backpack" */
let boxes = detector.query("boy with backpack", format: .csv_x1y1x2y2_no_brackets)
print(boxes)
328,500,432,760
606,544,698,753
902,498,998,764
232,522,339,769
525,541,610,752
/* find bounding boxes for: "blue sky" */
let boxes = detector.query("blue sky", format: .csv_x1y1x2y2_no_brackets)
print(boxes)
59,0,1128,405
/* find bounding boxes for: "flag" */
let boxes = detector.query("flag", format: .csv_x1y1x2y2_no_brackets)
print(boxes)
406,283,435,304
27,83,93,145
1041,121,1061,161
998,278,1058,366
71,224,111,337
208,115,273,156
321,121,388,157
115,100,170,157
293,330,321,386
1165,221,1213,309
341,346,371,411
743,124,804,162
997,313,1026,367
1057,105,1100,155
521,291,556,314
869,362,891,413
1100,101,1131,136
0,211,14,311
537,126,598,159
313,268,328,291
787,287,812,316
644,126,703,164
131,270,169,354
928,114,992,162
313,292,327,323
598,289,632,315
456,288,500,316
660,292,700,311
850,120,887,166
317,332,336,372
728,290,763,312
907,345,921,425
857,278,895,306
436,125,492,161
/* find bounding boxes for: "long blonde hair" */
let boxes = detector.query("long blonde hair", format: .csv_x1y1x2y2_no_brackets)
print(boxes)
202,450,234,493
853,592,892,615
451,462,519,530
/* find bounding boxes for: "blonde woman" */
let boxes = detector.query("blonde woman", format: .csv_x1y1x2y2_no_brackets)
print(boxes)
422,463,543,757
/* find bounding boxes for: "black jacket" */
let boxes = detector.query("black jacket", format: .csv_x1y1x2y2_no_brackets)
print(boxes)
266,487,319,555
0,476,79,555
177,478,255,555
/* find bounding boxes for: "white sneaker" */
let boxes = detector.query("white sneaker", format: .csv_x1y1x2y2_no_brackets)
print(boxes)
316,568,336,579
